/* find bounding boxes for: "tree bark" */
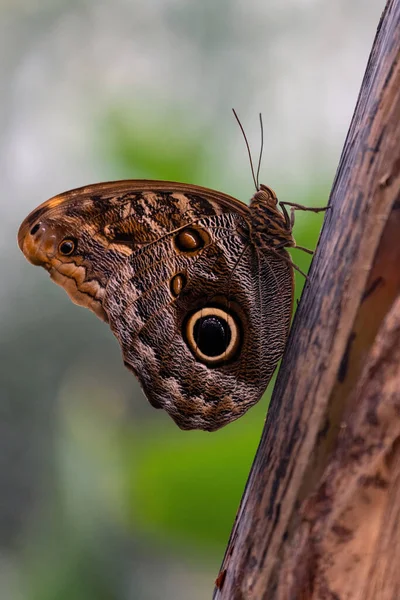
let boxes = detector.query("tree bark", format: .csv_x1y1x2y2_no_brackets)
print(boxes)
214,1,400,598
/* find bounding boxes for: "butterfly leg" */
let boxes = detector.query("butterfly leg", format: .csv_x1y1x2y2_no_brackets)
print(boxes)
261,200,329,279
281,201,329,227
292,245,314,255
280,201,329,214
279,202,292,231
279,201,329,255
274,239,313,256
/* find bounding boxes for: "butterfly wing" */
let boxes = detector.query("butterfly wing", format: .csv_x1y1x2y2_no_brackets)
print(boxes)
18,180,293,431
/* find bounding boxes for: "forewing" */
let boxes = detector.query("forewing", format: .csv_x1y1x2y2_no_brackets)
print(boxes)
18,181,246,322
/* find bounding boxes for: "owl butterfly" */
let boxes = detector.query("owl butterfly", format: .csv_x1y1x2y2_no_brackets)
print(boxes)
18,114,326,431
18,178,326,431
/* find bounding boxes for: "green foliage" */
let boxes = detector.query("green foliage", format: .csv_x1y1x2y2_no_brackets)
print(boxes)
127,403,265,557
98,105,216,183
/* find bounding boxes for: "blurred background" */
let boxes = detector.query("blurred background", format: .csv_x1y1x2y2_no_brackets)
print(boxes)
1,1,384,598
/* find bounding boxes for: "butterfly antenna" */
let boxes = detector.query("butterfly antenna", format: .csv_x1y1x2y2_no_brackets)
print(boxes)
232,108,258,191
255,113,264,189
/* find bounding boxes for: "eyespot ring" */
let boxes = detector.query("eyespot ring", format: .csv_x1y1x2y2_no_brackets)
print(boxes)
58,239,76,256
185,307,241,365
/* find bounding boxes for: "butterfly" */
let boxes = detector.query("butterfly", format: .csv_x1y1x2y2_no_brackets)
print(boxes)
18,176,326,431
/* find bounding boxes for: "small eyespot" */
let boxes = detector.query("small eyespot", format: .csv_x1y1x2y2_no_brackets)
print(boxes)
174,227,208,253
185,307,241,365
170,273,187,297
30,223,40,235
58,239,76,256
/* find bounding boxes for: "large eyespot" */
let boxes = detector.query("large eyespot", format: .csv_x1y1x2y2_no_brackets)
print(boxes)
58,239,76,256
185,307,241,365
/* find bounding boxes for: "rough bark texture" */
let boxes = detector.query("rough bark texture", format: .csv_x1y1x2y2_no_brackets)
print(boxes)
214,1,400,598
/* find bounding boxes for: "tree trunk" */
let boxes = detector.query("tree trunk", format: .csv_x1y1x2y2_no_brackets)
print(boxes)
214,1,400,598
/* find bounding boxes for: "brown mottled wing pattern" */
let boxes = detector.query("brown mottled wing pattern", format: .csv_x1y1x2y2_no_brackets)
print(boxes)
18,180,294,431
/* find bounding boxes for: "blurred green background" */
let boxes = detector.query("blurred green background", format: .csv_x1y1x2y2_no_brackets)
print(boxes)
1,1,383,598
